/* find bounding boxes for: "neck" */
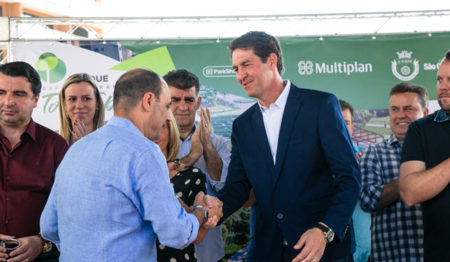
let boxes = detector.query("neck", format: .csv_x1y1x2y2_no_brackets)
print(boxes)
115,109,144,135
257,76,285,108
0,119,30,147
178,124,194,140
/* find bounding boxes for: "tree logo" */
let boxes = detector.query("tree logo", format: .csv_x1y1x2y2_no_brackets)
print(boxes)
35,53,67,83
391,51,419,81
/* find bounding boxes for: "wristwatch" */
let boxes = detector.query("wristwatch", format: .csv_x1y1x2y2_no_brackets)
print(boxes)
38,233,53,253
190,205,209,221
315,224,335,243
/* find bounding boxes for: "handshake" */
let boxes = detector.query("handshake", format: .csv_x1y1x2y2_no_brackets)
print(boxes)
192,192,223,229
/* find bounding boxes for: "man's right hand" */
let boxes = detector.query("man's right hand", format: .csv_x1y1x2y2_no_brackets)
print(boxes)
194,192,223,221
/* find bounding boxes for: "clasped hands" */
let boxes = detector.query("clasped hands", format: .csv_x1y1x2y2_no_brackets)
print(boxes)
72,119,88,143
193,192,223,229
0,234,42,262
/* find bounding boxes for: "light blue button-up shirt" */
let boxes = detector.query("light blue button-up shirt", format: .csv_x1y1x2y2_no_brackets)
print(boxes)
40,116,199,262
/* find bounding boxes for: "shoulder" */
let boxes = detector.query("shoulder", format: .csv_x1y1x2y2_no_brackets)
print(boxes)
234,102,259,124
34,122,68,147
291,83,337,101
209,133,229,145
409,112,436,129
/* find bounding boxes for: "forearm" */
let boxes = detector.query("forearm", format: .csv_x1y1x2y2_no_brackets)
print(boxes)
193,227,208,244
399,159,450,206
180,149,202,166
377,179,399,209
203,143,223,181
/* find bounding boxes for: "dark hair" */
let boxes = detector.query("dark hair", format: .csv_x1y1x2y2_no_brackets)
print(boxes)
163,69,200,95
445,49,450,61
339,99,354,121
0,61,41,96
229,31,284,74
390,82,429,110
113,69,162,111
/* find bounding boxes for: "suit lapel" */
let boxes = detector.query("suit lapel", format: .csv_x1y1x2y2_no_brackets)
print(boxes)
273,85,303,188
251,105,276,174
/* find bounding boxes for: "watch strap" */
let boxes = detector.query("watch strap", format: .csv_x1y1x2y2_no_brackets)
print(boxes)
315,223,331,234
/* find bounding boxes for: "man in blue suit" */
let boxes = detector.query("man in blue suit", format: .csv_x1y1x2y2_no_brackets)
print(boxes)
217,31,360,262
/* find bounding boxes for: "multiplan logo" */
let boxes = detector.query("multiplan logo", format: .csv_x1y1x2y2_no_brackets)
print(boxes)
202,66,236,78
298,60,373,76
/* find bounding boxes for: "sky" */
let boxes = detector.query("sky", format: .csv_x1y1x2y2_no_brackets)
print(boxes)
101,0,450,17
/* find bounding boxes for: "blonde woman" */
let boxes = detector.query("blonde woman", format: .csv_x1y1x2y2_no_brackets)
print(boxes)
59,73,105,145
154,111,209,262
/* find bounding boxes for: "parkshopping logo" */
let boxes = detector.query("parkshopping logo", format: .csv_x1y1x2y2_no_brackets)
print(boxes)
202,66,236,78
35,53,67,83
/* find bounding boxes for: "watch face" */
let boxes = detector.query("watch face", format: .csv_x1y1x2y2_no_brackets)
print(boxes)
44,242,53,253
326,231,335,243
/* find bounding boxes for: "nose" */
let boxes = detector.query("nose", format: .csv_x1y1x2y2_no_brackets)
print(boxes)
75,98,84,108
178,99,188,111
236,69,246,83
4,93,15,106
165,110,171,121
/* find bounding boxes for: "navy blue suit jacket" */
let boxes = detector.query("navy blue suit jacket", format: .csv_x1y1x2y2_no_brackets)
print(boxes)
220,84,361,261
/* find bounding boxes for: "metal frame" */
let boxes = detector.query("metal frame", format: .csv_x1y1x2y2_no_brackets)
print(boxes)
1,9,450,62
6,9,450,41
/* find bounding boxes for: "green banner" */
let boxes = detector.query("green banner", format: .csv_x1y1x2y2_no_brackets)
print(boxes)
120,32,450,110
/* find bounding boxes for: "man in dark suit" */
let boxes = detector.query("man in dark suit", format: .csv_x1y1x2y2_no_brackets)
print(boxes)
216,31,360,262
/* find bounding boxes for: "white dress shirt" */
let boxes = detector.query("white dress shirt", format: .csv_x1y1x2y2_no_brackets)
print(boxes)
258,80,291,164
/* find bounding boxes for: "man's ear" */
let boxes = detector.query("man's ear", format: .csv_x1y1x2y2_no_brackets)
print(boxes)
268,53,277,70
195,96,202,110
33,94,40,108
142,92,154,111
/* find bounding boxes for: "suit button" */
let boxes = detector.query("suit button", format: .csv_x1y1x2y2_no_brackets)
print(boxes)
277,213,284,219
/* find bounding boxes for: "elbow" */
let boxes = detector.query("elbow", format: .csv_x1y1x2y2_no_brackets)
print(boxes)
399,188,418,207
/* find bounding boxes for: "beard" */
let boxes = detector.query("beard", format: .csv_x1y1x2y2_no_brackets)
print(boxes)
438,92,450,115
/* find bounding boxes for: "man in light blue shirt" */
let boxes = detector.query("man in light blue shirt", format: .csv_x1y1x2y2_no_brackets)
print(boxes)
164,69,231,262
40,69,222,262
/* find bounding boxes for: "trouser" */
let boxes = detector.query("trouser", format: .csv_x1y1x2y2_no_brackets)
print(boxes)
33,249,59,262
281,245,354,262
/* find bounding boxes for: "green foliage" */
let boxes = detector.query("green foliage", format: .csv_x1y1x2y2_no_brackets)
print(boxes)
221,207,251,260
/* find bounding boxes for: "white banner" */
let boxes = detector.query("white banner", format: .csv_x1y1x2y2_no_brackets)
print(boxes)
12,41,122,130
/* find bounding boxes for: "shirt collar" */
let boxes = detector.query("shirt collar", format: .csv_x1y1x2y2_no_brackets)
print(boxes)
180,125,196,142
258,80,291,112
107,116,145,138
434,109,450,123
388,133,402,146
23,119,37,142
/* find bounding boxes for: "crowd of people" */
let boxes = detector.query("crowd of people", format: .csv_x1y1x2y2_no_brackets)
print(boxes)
0,31,448,262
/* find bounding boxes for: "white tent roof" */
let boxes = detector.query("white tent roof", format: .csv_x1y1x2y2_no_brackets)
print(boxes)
5,9,450,41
